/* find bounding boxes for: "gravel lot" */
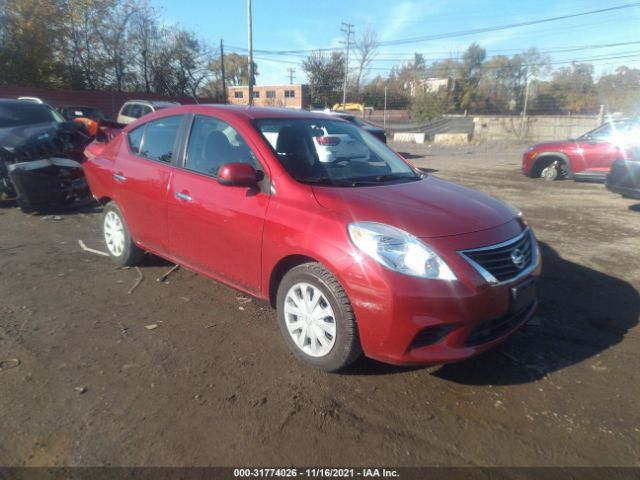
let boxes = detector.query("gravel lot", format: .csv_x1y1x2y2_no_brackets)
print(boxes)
0,141,638,467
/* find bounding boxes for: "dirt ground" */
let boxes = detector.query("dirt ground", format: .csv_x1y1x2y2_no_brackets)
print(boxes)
1,141,639,467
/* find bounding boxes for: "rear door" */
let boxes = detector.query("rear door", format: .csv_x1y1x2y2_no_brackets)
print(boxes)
112,115,186,253
167,114,270,294
579,123,622,170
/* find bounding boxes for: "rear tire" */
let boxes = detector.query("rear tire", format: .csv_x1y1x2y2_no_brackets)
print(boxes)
102,203,144,266
276,262,362,372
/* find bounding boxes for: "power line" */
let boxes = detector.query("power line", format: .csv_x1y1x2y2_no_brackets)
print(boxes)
227,2,640,55
254,50,640,72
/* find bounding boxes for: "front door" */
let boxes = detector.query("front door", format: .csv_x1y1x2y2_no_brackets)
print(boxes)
167,114,270,294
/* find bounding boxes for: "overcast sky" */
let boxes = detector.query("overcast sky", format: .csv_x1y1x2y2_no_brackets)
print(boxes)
152,0,640,84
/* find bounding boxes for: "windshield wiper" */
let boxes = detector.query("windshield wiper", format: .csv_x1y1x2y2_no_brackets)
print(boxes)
297,176,356,186
298,173,421,187
344,173,421,186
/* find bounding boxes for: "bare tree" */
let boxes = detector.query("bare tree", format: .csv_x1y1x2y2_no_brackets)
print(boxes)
353,27,379,92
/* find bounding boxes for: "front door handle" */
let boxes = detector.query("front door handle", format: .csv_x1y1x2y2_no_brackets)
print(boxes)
112,172,126,182
175,191,192,202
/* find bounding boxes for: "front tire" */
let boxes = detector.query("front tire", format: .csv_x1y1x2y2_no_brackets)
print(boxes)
541,163,559,181
276,263,362,372
102,203,144,266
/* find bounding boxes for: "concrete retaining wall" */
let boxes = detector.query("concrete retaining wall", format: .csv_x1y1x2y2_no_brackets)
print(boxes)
393,132,426,143
473,115,601,142
434,133,470,145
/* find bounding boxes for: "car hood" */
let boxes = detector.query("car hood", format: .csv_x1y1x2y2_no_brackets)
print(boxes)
312,176,516,238
530,140,579,150
0,122,63,150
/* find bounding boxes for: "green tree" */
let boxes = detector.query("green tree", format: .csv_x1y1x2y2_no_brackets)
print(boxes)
410,91,453,121
0,0,66,87
548,62,599,114
302,50,345,107
597,66,640,115
453,43,486,111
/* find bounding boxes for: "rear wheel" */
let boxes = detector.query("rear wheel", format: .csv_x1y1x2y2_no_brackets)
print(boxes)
276,263,361,371
102,203,144,266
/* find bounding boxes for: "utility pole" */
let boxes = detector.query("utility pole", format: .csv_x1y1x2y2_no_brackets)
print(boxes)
521,67,530,139
383,85,387,131
287,68,295,85
220,39,227,104
340,22,354,110
247,0,254,106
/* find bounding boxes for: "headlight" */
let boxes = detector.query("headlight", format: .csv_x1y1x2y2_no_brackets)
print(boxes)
526,146,535,153
348,222,456,280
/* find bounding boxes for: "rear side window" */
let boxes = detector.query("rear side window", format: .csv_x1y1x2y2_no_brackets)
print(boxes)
128,125,145,154
121,104,132,116
139,116,183,162
140,105,152,116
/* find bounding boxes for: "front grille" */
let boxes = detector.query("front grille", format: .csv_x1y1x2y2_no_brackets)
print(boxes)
465,302,535,346
459,229,535,284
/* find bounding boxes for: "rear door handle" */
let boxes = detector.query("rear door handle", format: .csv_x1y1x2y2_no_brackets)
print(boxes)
175,191,192,202
112,172,126,182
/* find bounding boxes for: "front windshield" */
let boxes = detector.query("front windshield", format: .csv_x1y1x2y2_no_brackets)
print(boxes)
0,104,64,128
579,120,640,142
254,118,419,187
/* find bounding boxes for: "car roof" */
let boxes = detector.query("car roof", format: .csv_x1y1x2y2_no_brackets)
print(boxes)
0,99,54,108
123,100,180,107
59,105,101,109
168,104,343,121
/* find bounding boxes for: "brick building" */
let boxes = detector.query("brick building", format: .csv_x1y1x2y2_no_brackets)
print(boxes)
227,84,310,109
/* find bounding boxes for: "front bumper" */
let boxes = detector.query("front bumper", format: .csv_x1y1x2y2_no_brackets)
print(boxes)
341,222,542,365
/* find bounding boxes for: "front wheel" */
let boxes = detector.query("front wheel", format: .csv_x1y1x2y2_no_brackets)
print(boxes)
276,263,362,371
102,203,144,266
541,163,559,181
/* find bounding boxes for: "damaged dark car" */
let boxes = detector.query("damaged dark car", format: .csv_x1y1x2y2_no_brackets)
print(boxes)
0,99,94,213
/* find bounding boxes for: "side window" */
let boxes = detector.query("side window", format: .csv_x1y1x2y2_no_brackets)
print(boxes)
120,104,132,116
129,104,142,118
590,123,611,141
128,125,145,154
140,105,153,116
185,115,260,177
138,115,183,162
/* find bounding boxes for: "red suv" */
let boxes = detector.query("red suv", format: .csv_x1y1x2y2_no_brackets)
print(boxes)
522,119,639,182
83,105,541,371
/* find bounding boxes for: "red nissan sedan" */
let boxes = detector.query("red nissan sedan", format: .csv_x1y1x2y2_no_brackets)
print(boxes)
83,105,541,371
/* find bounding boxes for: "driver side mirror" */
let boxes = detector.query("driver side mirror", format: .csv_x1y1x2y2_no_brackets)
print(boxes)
218,163,259,187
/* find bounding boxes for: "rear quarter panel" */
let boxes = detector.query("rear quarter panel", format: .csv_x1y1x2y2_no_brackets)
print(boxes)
82,135,122,202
